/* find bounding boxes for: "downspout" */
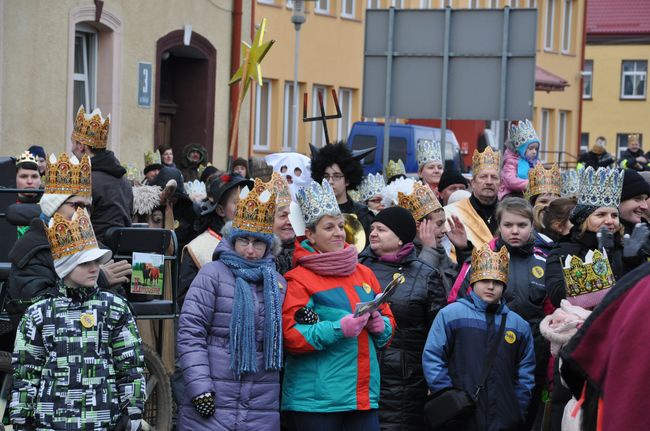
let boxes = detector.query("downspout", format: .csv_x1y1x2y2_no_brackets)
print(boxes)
249,0,256,158
577,0,588,158
229,0,243,159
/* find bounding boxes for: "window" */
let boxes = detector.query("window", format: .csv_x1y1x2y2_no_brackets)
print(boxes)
544,0,555,50
561,0,572,53
311,85,328,147
468,0,480,8
557,111,568,163
254,80,272,150
258,0,275,4
286,0,293,8
338,88,353,141
315,0,329,13
392,0,403,7
541,109,551,153
621,60,647,99
73,27,98,116
617,133,643,159
528,0,537,6
490,0,499,8
283,82,298,150
583,60,593,99
420,0,432,8
342,0,355,17
580,133,589,155
367,0,381,8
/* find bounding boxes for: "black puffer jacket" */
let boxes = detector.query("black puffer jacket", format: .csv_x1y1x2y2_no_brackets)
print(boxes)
358,246,447,431
90,151,133,244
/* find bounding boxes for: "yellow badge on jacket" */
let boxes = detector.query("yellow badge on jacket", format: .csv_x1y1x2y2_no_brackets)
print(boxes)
363,282,372,294
532,266,544,279
505,330,517,344
80,312,95,329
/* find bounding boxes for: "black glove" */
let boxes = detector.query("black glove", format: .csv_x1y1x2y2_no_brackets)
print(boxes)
192,391,216,418
624,223,650,258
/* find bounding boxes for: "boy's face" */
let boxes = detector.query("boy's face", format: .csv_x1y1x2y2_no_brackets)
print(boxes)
66,260,101,288
473,279,504,304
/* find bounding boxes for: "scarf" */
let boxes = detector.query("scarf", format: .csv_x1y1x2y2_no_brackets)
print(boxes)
379,242,415,263
297,241,358,276
219,250,282,378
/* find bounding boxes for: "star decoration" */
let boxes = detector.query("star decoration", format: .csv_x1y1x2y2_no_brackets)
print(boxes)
229,18,275,95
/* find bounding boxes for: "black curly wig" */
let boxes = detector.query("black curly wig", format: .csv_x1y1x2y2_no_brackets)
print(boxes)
310,141,364,190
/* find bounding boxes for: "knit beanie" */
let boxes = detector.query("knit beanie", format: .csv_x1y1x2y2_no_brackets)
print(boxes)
437,169,468,192
232,157,248,170
373,206,417,244
39,193,72,217
621,169,650,201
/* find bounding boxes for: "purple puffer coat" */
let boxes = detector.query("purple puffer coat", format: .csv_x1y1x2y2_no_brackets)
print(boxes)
177,240,287,431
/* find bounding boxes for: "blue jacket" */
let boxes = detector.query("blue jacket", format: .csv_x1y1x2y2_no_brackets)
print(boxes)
423,291,535,431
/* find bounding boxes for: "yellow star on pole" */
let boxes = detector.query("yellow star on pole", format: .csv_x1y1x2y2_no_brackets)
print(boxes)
229,18,275,95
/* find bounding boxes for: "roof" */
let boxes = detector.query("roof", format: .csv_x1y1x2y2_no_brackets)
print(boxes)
535,66,569,92
587,0,650,35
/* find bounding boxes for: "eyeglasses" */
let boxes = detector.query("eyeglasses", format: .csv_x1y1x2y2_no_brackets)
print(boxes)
64,202,91,211
235,237,267,251
368,197,383,205
323,173,345,181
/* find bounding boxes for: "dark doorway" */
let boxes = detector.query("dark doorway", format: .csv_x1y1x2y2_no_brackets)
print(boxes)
155,31,216,161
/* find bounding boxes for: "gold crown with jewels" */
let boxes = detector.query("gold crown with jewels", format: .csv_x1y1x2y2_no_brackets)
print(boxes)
527,163,561,198
46,208,99,259
45,153,92,197
385,159,406,179
71,106,110,149
397,180,442,221
470,244,509,285
562,249,615,302
472,146,500,174
232,183,277,234
255,172,291,208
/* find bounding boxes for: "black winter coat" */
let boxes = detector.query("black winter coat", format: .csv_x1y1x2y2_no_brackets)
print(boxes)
90,151,133,244
577,151,614,170
358,246,447,431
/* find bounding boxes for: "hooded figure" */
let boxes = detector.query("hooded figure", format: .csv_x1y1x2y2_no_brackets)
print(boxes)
180,143,208,182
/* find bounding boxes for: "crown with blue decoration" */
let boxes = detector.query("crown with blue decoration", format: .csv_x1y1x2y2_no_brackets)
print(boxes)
562,249,615,308
577,167,624,208
561,169,581,197
296,180,341,227
509,119,540,149
358,173,386,202
416,139,442,167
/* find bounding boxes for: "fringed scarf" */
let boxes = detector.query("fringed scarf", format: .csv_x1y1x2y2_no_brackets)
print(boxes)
219,250,282,378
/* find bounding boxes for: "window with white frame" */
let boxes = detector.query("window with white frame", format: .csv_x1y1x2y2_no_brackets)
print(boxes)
254,80,272,150
583,60,593,99
392,0,403,7
283,82,297,150
557,111,568,163
338,88,353,141
544,0,555,50
342,0,355,18
528,0,537,7
541,109,551,152
490,0,499,8
420,0,432,8
468,0,480,8
316,0,329,13
621,60,647,99
73,27,98,116
367,0,381,8
561,0,572,53
312,85,328,147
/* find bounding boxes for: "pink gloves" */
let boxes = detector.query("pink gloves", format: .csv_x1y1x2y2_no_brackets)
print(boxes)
366,311,385,335
340,313,370,338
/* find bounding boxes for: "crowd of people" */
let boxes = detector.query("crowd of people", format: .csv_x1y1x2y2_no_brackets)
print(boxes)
4,108,650,431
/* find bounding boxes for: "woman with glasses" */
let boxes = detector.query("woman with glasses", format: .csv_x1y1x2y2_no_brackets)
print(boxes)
177,184,286,430
282,180,395,431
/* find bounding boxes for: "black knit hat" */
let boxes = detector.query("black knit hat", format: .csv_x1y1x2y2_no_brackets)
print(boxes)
621,169,650,202
373,206,417,245
438,169,468,193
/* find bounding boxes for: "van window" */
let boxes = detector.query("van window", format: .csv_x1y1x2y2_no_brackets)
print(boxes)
351,135,376,166
389,137,408,163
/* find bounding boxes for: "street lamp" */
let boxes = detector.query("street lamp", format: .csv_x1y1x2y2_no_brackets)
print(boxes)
291,0,305,151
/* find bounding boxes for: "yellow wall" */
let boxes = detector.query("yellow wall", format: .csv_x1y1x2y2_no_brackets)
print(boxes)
582,43,650,157
0,0,252,170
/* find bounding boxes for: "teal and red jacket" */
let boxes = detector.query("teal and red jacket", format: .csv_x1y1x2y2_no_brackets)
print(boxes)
281,241,395,412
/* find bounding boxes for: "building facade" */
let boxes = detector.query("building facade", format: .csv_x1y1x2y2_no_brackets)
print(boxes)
0,0,253,170
581,0,650,161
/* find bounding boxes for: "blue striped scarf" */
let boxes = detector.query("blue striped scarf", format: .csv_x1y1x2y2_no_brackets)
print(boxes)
219,249,282,378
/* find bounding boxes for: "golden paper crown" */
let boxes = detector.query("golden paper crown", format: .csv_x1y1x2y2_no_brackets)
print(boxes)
71,106,110,149
397,180,442,221
472,146,500,174
144,150,162,167
527,163,561,198
46,208,99,260
470,244,509,285
45,153,92,197
562,249,615,299
16,151,38,167
232,184,277,234
385,159,406,179
267,172,292,207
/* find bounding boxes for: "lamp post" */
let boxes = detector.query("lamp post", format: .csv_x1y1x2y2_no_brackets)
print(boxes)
291,0,305,151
